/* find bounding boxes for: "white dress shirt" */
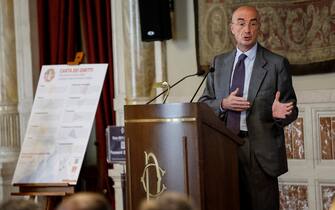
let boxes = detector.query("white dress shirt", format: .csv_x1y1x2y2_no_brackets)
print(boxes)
231,43,257,131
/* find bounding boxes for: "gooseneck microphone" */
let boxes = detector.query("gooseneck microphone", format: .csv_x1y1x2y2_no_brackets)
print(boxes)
146,70,206,104
190,67,215,103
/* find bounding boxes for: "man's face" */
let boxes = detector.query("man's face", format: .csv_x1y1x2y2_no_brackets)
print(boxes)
230,7,260,52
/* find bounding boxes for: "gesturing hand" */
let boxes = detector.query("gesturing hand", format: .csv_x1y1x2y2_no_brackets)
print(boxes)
272,91,294,119
221,88,250,112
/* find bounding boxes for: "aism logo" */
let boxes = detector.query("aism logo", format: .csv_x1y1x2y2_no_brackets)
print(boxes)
140,152,167,200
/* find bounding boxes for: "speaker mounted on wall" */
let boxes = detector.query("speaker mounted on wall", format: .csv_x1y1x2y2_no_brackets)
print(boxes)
138,0,173,42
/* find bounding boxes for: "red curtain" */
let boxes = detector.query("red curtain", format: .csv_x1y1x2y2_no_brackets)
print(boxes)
37,0,115,203
37,0,81,65
79,0,115,203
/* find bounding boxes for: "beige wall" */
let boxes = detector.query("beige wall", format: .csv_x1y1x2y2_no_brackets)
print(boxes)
165,0,202,103
293,73,335,91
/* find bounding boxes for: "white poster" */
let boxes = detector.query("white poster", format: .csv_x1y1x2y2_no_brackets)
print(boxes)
12,64,108,184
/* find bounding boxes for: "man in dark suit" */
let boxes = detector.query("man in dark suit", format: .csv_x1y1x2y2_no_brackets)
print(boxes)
199,5,298,210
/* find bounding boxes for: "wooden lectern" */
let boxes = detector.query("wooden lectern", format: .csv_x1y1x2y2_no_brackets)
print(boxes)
124,103,244,210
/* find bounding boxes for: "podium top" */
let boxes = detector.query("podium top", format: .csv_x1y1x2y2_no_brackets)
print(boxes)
124,102,244,145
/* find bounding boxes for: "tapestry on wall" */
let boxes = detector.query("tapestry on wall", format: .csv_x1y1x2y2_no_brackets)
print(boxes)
194,0,335,75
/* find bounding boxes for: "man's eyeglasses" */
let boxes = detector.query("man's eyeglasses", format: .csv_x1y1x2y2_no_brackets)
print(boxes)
232,20,259,29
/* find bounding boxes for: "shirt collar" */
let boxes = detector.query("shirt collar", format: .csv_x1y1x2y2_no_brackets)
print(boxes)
236,43,258,60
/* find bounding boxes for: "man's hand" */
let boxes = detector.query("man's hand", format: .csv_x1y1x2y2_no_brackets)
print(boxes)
221,88,250,111
272,91,294,119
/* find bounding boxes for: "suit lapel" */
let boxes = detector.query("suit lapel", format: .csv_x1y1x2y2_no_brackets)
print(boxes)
220,50,236,98
248,45,268,106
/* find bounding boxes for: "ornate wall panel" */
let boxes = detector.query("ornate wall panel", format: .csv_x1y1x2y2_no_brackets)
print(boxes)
321,185,335,210
319,116,335,160
195,0,335,71
285,117,305,159
279,183,308,210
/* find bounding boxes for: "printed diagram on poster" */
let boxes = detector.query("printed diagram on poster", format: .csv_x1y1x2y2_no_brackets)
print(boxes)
12,64,107,185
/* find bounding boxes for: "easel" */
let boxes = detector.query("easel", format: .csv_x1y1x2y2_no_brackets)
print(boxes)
12,183,75,210
11,52,85,210
67,52,85,65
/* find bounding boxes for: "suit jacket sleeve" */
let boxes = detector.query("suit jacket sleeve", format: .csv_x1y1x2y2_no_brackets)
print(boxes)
274,58,298,127
198,56,226,119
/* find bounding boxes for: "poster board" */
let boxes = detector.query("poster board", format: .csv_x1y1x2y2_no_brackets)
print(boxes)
12,64,107,185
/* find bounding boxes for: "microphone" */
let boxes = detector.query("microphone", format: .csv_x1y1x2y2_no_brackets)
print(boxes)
189,67,215,103
146,70,206,104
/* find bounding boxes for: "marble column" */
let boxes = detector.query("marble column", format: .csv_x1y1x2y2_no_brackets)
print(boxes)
13,0,38,144
108,164,126,210
112,0,168,125
0,0,21,201
111,0,168,208
123,0,163,104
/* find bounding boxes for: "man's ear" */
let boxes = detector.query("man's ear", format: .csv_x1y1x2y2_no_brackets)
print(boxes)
230,23,235,35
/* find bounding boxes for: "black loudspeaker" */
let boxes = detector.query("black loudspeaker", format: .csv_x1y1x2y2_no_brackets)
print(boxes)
138,0,172,41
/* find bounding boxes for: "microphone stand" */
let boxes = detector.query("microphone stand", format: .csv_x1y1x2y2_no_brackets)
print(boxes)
190,67,215,103
146,71,204,104
161,81,170,104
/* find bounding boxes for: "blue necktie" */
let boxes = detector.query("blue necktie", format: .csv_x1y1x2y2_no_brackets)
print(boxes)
226,54,247,134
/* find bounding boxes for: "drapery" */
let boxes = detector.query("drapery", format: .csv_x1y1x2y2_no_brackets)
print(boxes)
37,0,115,203
79,0,115,203
37,0,81,65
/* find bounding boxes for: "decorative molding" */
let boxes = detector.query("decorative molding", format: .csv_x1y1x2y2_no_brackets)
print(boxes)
296,89,335,104
108,164,126,210
13,0,37,143
0,112,20,149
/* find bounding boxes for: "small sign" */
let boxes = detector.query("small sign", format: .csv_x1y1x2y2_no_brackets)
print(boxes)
106,125,126,163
